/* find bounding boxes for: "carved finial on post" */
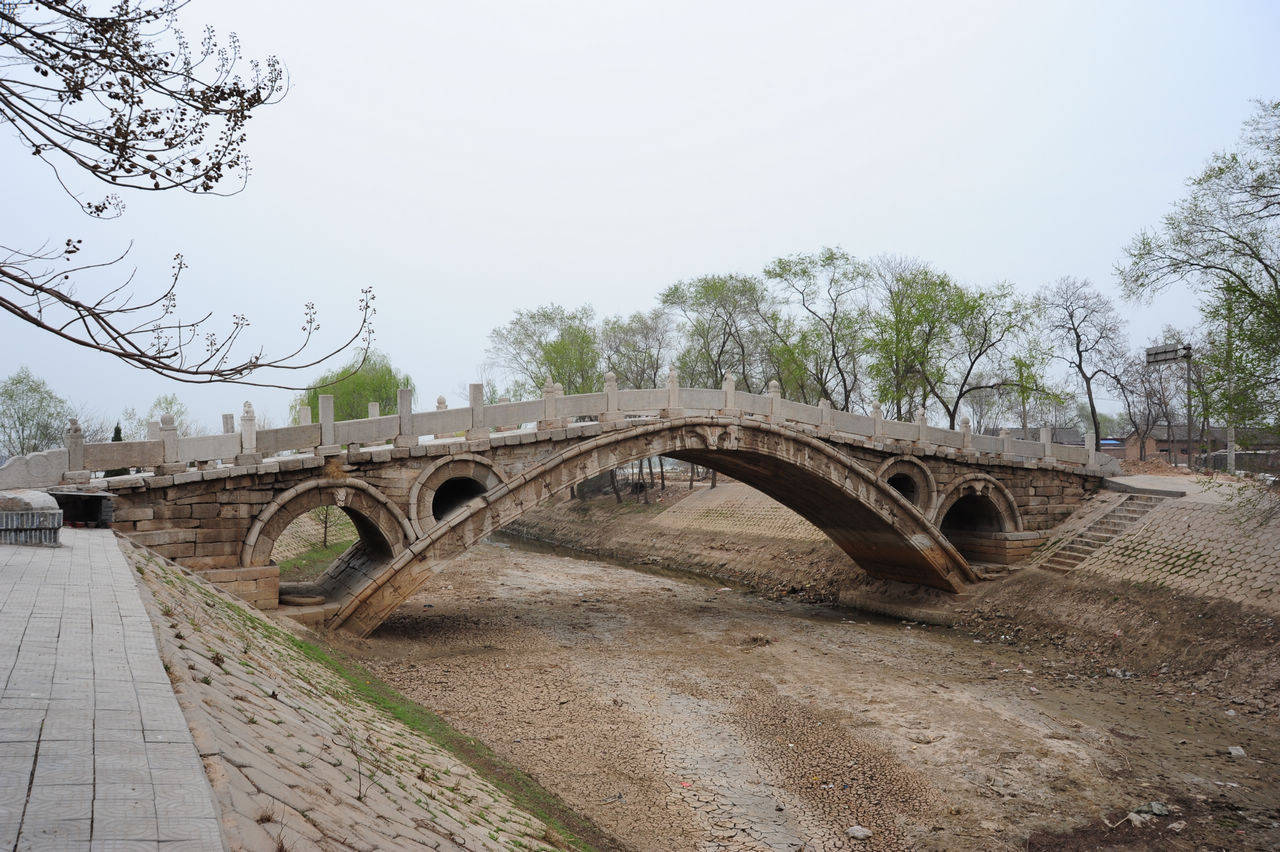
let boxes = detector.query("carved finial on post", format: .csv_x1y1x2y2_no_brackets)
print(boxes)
871,402,883,439
236,401,261,464
156,412,182,472
368,401,380,419
915,406,927,426
65,418,85,478
1085,430,1097,467
767,380,782,423
436,395,447,411
818,398,833,434
999,427,1013,455
960,416,972,449
665,367,681,416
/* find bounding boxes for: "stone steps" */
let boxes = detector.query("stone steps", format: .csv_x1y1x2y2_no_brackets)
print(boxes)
1039,494,1167,574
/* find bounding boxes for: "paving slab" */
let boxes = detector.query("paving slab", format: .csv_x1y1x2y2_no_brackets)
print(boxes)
0,529,222,849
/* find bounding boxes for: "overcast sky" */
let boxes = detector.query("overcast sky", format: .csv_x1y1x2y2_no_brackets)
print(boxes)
3,0,1277,429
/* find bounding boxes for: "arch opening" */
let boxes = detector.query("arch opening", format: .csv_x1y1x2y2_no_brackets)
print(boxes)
887,472,917,504
432,476,488,521
940,493,1004,534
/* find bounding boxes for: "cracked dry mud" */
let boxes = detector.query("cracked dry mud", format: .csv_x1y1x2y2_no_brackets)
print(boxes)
344,539,1280,851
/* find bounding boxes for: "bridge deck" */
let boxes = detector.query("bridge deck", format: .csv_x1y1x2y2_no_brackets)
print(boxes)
0,530,221,848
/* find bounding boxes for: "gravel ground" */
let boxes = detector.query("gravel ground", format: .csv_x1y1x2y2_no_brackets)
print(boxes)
338,540,1279,851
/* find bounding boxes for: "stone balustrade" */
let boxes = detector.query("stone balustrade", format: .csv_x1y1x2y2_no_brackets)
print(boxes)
0,372,1117,490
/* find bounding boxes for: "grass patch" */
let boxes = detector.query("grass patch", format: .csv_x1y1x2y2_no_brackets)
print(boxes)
283,632,614,851
277,539,356,583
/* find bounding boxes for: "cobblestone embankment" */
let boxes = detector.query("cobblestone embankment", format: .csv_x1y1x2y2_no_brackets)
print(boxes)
120,537,601,851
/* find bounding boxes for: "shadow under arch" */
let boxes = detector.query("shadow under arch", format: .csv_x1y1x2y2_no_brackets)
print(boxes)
932,473,1023,564
325,417,978,637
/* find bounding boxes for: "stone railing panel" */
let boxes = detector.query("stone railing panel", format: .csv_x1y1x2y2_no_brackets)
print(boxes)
485,399,545,429
970,433,1002,454
85,440,165,471
1010,438,1045,458
779,399,821,426
0,448,68,489
557,392,606,419
832,410,874,437
335,414,400,446
736,392,770,417
177,432,241,464
412,407,471,438
879,419,918,441
1055,444,1089,464
618,388,666,411
257,423,322,457
678,388,726,411
924,425,963,449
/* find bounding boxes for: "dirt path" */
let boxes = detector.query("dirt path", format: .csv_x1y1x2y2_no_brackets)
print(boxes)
340,540,1279,851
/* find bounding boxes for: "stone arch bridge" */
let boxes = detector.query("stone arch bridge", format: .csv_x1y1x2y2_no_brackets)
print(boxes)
1,374,1117,636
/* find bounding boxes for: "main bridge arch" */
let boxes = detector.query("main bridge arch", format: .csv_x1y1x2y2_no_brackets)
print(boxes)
310,417,978,637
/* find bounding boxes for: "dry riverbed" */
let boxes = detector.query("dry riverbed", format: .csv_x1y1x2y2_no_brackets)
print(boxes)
339,539,1279,851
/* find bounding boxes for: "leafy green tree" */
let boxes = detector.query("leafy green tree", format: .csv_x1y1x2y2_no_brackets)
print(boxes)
0,367,73,456
662,275,771,392
864,257,956,421
486,304,603,398
121,393,204,440
761,248,871,410
105,422,129,477
601,307,676,389
295,350,414,423
1119,99,1280,429
1040,277,1126,450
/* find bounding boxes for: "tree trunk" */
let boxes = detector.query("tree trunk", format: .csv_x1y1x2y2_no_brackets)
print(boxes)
689,463,695,490
710,469,717,489
647,457,655,487
321,506,330,548
609,469,622,503
659,458,666,490
1080,371,1102,451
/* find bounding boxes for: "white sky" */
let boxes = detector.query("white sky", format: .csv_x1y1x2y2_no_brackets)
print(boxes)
2,0,1277,428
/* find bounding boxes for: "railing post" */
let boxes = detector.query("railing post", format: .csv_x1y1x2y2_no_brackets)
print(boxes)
317,394,339,455
236,401,261,465
155,413,184,474
871,402,883,440
1085,430,1097,467
368,401,380,418
665,367,681,416
296,404,312,426
538,382,554,430
1000,427,1013,456
722,373,737,417
147,420,160,441
818,399,833,435
222,413,235,434
602,372,621,423
436,395,447,411
1040,426,1054,460
961,416,972,450
466,382,487,441
394,387,415,447
767,380,782,423
64,418,87,483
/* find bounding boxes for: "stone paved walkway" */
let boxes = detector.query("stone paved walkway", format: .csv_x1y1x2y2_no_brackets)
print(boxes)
0,528,222,850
